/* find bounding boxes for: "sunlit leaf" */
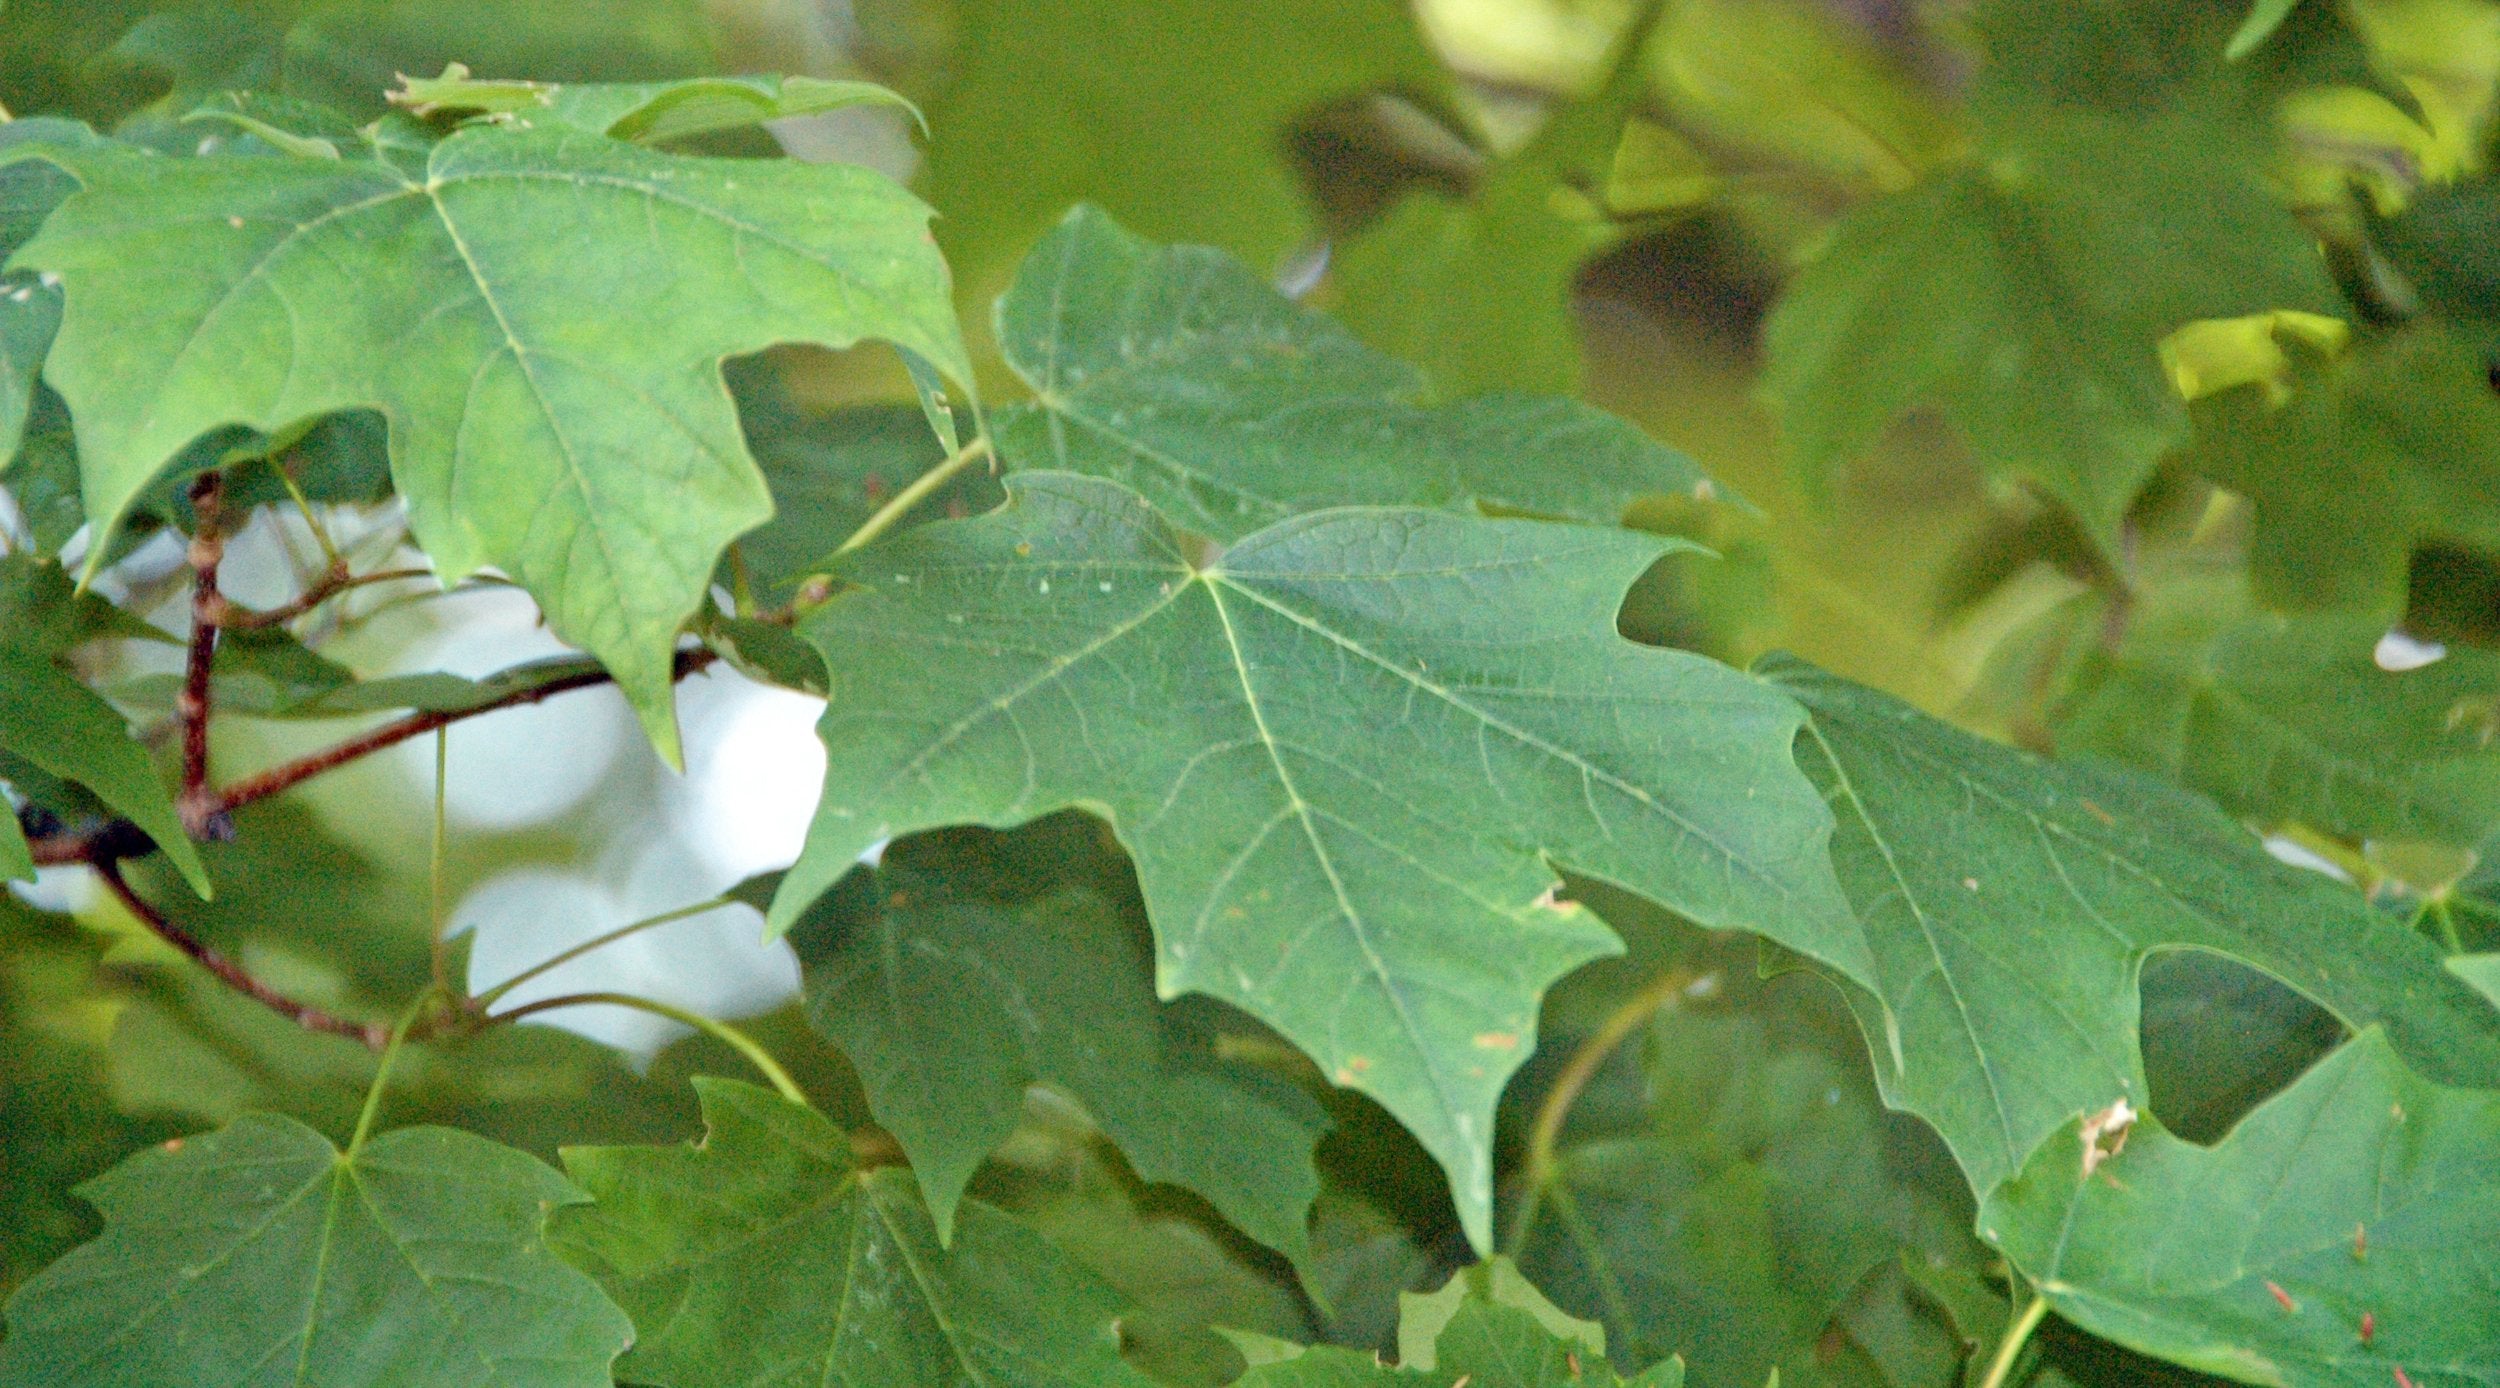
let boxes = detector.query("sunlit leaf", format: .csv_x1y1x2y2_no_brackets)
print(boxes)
10,123,970,759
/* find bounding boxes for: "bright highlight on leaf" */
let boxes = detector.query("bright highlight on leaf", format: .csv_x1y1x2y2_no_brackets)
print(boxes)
1983,1030,2500,1386
7,118,970,760
547,1077,1160,1388
769,474,1858,1250
0,1114,630,1388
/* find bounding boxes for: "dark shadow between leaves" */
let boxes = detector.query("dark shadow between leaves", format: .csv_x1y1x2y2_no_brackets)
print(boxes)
2136,946,2346,1146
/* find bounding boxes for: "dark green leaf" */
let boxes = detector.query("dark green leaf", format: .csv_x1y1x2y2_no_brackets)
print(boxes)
1238,1276,1686,1385
1760,655,2500,1198
995,208,1722,544
788,844,1330,1264
1516,981,1973,1388
1982,1030,2500,1385
548,1076,1162,1388
11,122,970,761
727,364,995,602
0,1113,631,1387
769,473,1857,1249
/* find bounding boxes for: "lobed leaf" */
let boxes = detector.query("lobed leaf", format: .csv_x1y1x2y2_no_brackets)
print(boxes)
2050,576,2500,846
548,1076,1161,1388
9,120,970,761
769,473,1858,1250
1761,655,2500,1198
0,1113,630,1387
995,207,1721,544
1982,1030,2500,1386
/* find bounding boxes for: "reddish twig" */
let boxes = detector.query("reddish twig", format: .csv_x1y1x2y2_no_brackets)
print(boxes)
213,647,718,817
91,855,389,1051
208,564,438,631
177,474,230,842
25,649,719,868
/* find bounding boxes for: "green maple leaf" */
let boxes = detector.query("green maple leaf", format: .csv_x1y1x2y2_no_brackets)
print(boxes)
787,840,1330,1266
1982,1030,2500,1385
1761,109,2336,550
7,120,969,760
2048,574,2500,846
0,1113,630,1387
0,558,205,894
994,207,1721,545
2186,324,2500,614
1760,655,2500,1198
546,1077,1161,1388
911,0,1453,363
766,472,1858,1250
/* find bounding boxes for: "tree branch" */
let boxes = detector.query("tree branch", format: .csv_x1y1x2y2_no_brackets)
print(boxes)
177,473,230,843
24,648,719,868
91,855,389,1051
212,647,718,817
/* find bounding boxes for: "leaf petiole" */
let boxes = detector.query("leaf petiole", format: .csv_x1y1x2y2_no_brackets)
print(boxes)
833,434,992,558
468,895,740,1010
487,990,808,1107
348,997,432,1159
1978,1291,2052,1388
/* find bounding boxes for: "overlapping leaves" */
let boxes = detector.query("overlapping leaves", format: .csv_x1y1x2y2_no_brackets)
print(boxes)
769,473,1858,1249
546,1077,1160,1388
0,556,204,893
1761,655,2500,1197
7,110,969,759
785,826,1330,1265
2046,575,2500,846
993,208,1719,544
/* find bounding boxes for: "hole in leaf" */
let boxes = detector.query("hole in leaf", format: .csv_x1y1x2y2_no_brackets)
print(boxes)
2137,949,2344,1145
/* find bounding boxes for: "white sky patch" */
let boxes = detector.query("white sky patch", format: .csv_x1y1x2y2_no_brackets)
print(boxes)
388,587,631,829
2374,629,2448,672
668,670,828,883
